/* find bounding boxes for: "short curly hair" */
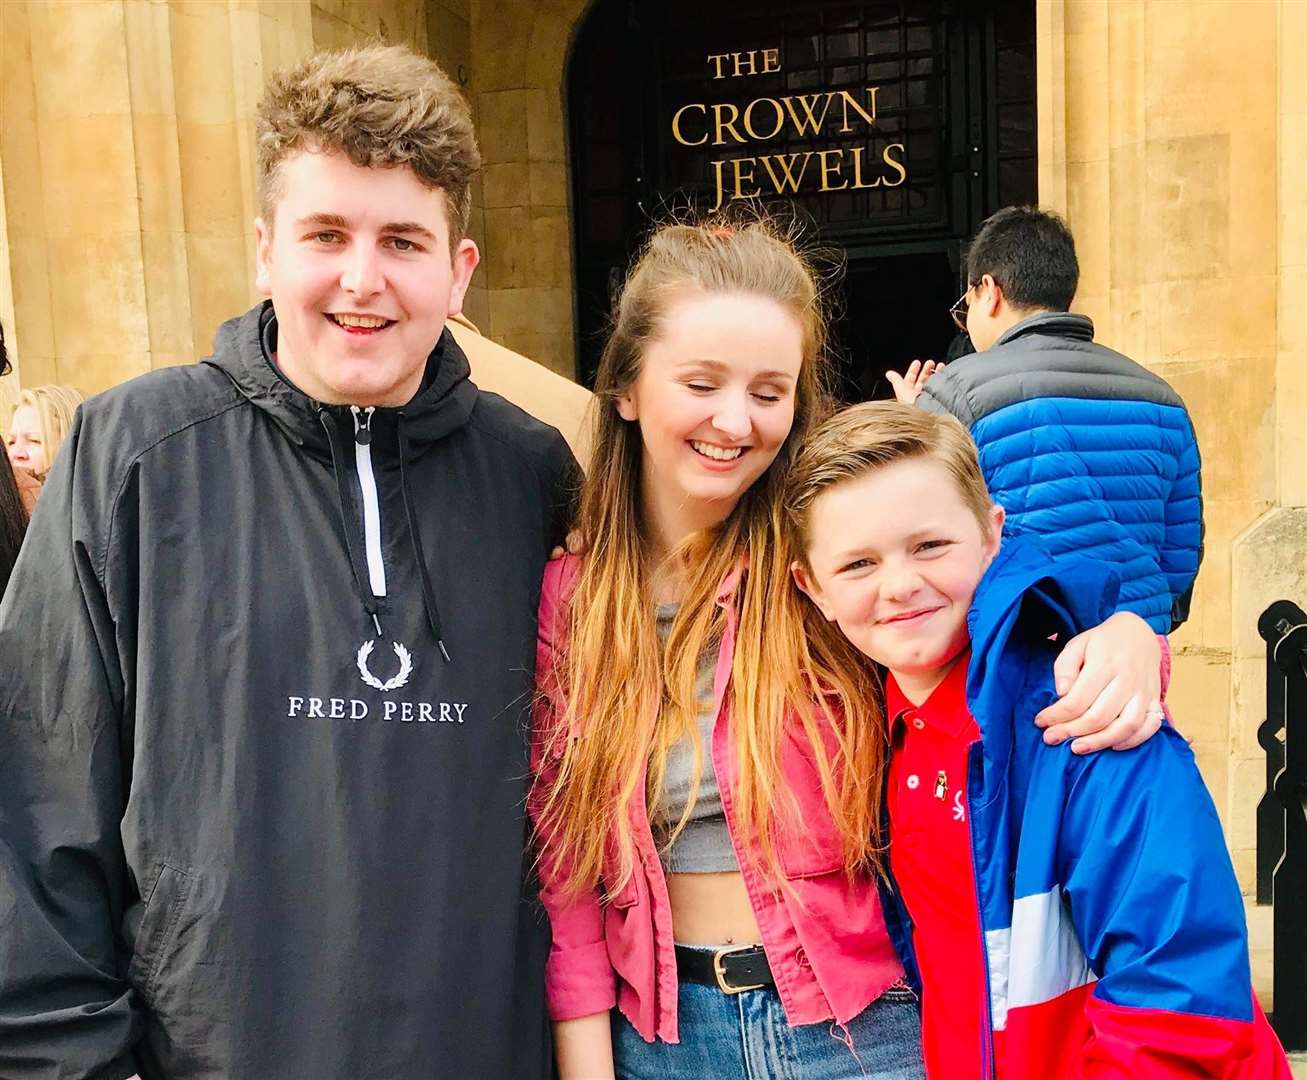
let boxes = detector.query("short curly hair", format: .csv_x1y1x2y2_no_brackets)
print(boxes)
256,44,480,244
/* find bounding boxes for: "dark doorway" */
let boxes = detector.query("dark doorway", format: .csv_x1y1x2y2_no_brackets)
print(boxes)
835,249,957,401
567,0,1037,397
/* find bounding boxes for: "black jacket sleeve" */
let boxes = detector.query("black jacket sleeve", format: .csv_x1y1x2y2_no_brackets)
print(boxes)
549,445,582,552
0,411,142,1079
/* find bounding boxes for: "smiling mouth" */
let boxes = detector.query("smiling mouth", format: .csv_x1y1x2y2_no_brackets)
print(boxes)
690,440,747,462
327,313,395,332
881,607,942,626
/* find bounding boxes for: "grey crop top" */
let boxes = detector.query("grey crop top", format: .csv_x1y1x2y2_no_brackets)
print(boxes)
652,603,739,874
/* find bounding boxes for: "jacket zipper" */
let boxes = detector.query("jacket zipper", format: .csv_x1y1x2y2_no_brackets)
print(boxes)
965,740,998,1079
350,406,386,598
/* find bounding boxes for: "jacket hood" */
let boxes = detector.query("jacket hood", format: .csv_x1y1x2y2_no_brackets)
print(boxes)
964,532,1119,783
203,301,478,462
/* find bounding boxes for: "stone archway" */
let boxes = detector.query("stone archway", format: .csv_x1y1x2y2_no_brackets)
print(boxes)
466,0,593,379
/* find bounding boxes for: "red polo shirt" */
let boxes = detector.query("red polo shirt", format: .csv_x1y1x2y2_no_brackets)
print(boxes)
887,654,996,1080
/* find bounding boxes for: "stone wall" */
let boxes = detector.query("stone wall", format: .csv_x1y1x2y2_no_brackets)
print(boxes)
0,0,474,400
1226,0,1307,890
466,0,584,378
0,1,312,398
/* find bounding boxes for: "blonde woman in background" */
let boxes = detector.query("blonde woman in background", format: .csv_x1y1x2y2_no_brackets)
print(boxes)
7,384,84,485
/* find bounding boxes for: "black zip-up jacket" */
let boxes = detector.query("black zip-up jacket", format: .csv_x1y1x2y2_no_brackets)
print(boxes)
0,302,576,1080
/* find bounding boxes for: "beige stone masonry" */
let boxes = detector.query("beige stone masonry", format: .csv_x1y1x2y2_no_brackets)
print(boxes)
0,0,319,398
1039,0,1303,892
0,0,468,398
467,0,586,378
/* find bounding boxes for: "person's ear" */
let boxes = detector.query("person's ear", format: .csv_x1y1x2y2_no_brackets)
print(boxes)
444,238,480,317
979,274,1004,317
791,560,836,622
254,217,273,297
616,393,638,422
981,502,1005,569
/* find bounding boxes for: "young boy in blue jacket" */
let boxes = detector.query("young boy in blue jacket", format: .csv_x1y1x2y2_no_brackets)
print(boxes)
786,402,1288,1080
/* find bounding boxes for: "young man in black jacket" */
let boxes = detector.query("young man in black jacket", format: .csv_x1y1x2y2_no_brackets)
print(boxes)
0,45,574,1080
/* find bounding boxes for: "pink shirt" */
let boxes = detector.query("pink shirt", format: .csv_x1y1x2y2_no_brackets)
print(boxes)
530,556,904,1043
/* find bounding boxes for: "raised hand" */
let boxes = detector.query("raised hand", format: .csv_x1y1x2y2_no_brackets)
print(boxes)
886,358,943,405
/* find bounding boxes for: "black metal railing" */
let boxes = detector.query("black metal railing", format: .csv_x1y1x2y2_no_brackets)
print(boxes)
1257,599,1307,1050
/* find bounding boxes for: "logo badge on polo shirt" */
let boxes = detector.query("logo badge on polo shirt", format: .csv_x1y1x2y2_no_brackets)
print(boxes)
934,770,948,800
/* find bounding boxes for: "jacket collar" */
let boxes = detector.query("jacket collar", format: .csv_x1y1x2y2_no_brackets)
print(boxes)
994,311,1095,349
964,532,1119,784
202,301,477,463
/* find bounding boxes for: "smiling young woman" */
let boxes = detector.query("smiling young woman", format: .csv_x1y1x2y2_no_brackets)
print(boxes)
531,215,919,1080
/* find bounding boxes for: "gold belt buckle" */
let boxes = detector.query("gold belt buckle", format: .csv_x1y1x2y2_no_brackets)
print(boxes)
712,944,766,995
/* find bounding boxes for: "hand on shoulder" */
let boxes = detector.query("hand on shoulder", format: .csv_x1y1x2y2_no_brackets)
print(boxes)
550,530,585,560
1034,611,1165,754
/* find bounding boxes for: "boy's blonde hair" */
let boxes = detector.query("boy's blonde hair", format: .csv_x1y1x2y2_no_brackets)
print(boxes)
786,402,995,565
256,44,480,243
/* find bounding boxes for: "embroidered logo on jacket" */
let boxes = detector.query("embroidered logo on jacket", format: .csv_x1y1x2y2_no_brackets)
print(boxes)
282,640,469,725
285,695,468,723
356,639,413,692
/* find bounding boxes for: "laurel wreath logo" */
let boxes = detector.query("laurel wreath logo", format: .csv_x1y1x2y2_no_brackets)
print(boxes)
356,640,414,692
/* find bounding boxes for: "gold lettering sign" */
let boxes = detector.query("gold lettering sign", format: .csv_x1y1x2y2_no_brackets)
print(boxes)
673,45,908,210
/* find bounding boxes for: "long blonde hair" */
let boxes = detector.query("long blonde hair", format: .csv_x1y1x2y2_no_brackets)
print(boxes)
536,215,886,898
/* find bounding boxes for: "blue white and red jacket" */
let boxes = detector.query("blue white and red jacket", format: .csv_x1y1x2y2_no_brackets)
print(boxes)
919,532,1290,1078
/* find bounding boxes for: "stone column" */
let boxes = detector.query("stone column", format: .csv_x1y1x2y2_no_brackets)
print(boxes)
0,0,317,396
0,139,17,417
1038,0,1297,890
1227,0,1307,889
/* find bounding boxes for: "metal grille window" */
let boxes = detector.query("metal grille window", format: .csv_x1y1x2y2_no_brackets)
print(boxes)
567,1,1037,386
653,1,950,231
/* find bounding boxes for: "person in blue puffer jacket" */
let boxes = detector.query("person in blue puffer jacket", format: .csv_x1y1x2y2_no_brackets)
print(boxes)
890,206,1202,632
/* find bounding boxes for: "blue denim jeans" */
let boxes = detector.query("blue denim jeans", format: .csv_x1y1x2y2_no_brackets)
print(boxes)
611,956,925,1080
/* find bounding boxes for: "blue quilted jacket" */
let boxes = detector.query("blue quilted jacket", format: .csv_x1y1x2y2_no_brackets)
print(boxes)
917,312,1202,631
